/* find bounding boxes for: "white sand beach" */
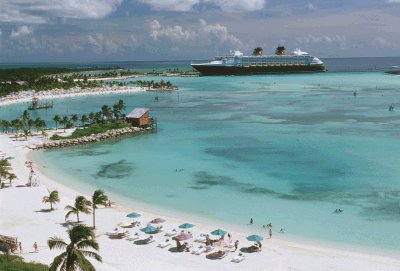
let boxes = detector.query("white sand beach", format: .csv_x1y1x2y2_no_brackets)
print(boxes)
0,86,146,107
1,130,400,271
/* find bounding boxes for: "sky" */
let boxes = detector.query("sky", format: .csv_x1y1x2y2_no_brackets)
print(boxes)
0,0,399,62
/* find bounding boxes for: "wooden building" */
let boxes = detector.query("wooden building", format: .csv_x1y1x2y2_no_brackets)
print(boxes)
126,108,157,128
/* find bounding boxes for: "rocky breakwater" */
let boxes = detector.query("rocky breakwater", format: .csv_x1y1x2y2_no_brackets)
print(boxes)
33,127,154,150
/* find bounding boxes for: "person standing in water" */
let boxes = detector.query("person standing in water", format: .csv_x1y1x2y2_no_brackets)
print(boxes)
269,228,272,239
250,218,253,225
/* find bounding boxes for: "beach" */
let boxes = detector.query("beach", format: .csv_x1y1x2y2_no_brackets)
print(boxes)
1,130,400,271
0,85,146,107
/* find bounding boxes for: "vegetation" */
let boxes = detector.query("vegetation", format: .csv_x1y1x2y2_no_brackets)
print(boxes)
132,79,176,89
50,99,128,140
48,224,102,271
65,196,92,223
0,159,16,189
0,110,46,139
91,190,108,229
0,254,48,271
42,190,60,211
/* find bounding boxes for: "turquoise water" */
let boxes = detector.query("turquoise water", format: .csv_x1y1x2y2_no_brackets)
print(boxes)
3,72,400,251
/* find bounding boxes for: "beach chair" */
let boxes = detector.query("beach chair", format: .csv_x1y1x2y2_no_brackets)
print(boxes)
231,254,246,263
157,240,171,248
205,245,214,253
192,245,206,255
165,229,177,237
143,237,155,244
207,249,229,260
194,234,206,243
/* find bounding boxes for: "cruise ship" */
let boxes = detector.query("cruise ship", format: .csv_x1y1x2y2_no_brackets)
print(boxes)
191,46,325,75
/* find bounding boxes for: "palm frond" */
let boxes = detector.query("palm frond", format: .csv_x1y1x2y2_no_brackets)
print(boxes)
48,237,67,250
81,250,103,262
49,252,67,271
77,239,99,250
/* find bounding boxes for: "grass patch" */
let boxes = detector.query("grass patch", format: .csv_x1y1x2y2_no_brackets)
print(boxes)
50,121,131,140
0,254,48,271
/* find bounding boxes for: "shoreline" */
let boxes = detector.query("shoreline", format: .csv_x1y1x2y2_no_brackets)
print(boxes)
0,85,146,107
1,131,400,270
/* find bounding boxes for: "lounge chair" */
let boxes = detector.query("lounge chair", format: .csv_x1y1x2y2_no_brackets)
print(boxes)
143,237,155,244
231,254,246,263
194,234,206,243
128,233,141,241
191,245,206,255
157,239,171,248
165,229,177,237
205,245,214,253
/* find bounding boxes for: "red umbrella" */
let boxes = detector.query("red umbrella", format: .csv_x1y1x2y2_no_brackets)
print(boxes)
174,233,192,241
150,218,166,224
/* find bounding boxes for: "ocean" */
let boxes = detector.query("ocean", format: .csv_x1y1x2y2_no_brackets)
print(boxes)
1,58,400,252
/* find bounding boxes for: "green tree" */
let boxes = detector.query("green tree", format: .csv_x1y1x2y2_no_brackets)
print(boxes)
43,190,60,211
101,105,111,121
65,196,92,223
48,224,102,271
7,173,17,187
91,190,108,229
80,115,88,129
53,115,61,130
71,114,79,127
61,116,69,132
22,110,31,126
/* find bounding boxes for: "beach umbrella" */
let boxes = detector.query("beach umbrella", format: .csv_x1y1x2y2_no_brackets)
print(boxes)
5,156,14,160
246,235,263,242
140,225,157,234
150,218,166,224
174,233,192,241
211,229,227,236
127,212,141,218
179,223,194,229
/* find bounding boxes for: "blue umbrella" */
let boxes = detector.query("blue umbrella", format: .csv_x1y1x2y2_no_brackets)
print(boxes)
179,223,194,229
6,156,14,160
126,212,141,218
246,235,263,242
211,229,227,236
140,225,157,234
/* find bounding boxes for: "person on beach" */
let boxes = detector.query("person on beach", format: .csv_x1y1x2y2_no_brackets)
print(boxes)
269,228,272,239
250,218,253,225
19,242,22,253
257,241,262,250
227,232,231,241
234,240,239,251
33,242,38,253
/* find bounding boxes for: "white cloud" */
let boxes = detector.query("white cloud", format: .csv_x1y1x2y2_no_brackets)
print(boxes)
140,0,265,12
296,34,346,49
148,19,242,48
387,0,400,3
0,0,123,24
307,3,315,10
149,20,194,40
10,25,32,39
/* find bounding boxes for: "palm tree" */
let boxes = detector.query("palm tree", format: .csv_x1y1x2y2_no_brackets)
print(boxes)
101,105,111,121
88,112,95,124
61,116,69,132
71,114,79,127
91,190,108,229
43,190,60,211
48,224,102,271
53,115,61,130
252,47,264,56
23,129,30,141
81,115,88,129
65,196,92,223
7,173,17,187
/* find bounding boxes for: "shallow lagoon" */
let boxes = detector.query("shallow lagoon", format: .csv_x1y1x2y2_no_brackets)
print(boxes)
3,72,400,251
